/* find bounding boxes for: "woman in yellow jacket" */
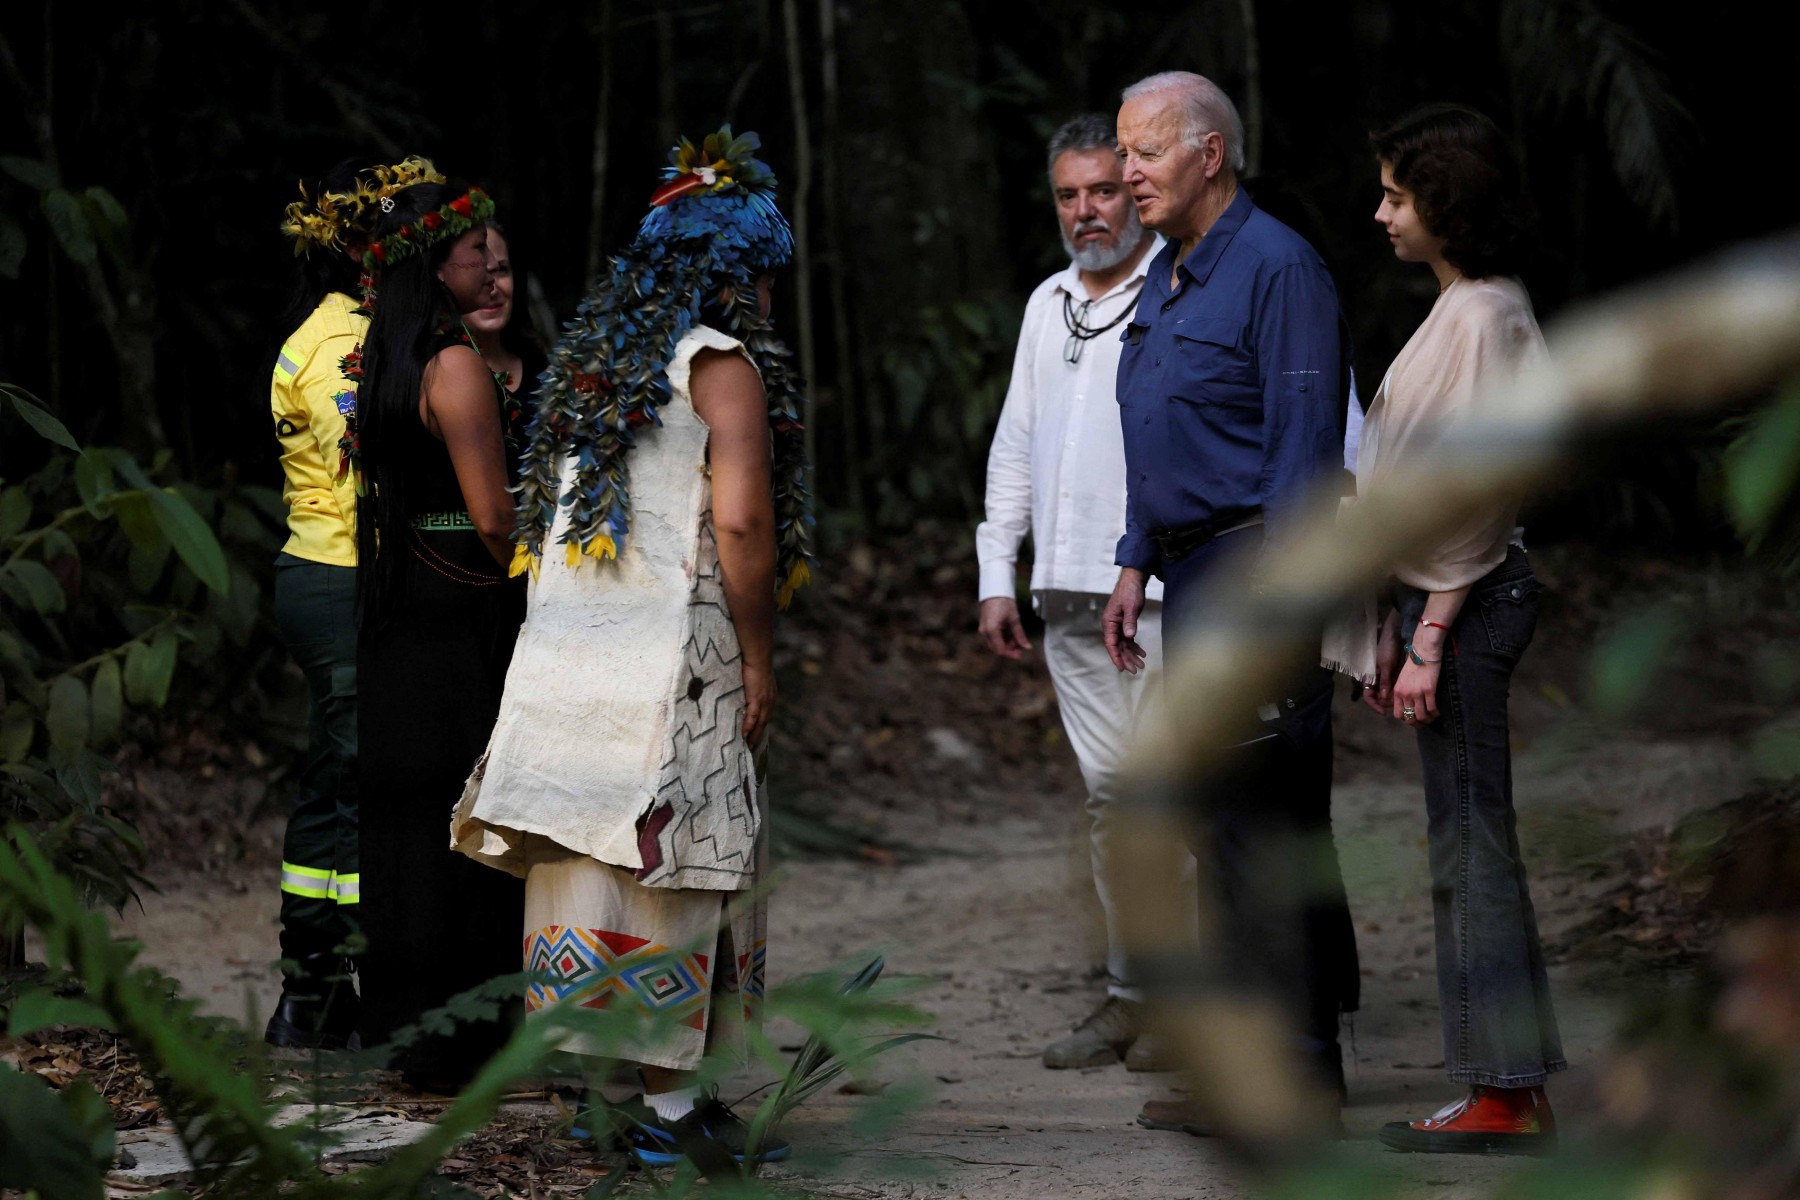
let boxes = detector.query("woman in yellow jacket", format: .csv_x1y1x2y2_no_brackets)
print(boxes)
266,156,399,1049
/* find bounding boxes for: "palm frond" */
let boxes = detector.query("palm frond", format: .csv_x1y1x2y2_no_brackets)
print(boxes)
1502,0,1694,231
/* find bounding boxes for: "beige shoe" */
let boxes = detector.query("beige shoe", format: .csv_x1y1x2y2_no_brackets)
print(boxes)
1124,1030,1176,1072
1042,995,1140,1069
1136,1098,1210,1136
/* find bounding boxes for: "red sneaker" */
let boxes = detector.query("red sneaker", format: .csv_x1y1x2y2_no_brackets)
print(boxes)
1378,1085,1557,1156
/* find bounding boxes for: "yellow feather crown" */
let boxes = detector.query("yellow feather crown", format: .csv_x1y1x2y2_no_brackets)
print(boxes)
281,155,448,257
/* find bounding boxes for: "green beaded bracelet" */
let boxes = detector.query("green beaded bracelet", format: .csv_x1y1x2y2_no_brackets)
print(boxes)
1403,640,1444,666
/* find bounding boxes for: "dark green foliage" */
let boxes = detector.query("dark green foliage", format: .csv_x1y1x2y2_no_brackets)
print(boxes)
0,1067,114,1200
1,385,280,926
2,821,932,1195
1726,377,1800,574
872,298,1021,525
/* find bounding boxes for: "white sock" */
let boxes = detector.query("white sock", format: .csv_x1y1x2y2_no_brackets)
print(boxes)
646,1085,701,1123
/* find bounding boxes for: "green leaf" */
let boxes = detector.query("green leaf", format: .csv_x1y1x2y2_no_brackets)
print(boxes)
0,486,29,540
1726,381,1800,547
101,447,155,492
0,701,33,763
110,491,165,556
73,450,115,517
81,186,128,234
89,659,122,745
123,632,177,708
54,750,104,806
213,561,259,646
43,188,96,265
0,155,58,190
42,528,77,563
148,488,229,595
218,500,270,547
4,560,66,615
6,990,115,1037
1587,605,1683,719
5,388,81,453
0,1065,106,1200
45,675,89,755
0,211,24,280
127,534,170,592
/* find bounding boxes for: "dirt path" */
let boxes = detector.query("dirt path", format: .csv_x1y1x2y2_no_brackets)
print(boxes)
101,689,1752,1198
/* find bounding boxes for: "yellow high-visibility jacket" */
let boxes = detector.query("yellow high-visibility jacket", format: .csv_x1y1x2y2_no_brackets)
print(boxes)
271,292,366,565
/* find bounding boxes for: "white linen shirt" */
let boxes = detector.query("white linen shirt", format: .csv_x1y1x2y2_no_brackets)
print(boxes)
977,238,1165,604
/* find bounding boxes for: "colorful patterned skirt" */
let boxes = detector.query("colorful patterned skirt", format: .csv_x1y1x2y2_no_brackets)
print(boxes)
521,838,766,1070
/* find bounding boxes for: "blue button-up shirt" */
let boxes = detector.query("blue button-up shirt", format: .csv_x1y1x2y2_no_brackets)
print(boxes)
1114,188,1348,577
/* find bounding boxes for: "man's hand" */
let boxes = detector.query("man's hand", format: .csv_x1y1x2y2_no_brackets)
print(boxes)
1362,608,1400,716
1102,568,1149,673
978,597,1033,660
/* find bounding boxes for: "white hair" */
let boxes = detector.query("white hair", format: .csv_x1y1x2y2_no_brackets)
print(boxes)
1121,71,1246,174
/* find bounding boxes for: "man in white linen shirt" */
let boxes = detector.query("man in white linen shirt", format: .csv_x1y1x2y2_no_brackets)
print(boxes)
976,113,1178,1072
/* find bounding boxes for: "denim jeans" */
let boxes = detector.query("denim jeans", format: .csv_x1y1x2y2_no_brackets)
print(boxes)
1399,545,1565,1087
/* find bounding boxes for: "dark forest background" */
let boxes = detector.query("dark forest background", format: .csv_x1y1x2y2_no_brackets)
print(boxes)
0,0,1784,547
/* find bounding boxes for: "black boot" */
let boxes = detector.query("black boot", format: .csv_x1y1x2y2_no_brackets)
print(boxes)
265,953,362,1051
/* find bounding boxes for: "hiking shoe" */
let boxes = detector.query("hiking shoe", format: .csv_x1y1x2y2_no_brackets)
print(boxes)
620,1094,792,1167
1137,1098,1211,1136
1139,1094,1345,1141
1043,995,1140,1069
1124,1030,1176,1072
1379,1086,1557,1156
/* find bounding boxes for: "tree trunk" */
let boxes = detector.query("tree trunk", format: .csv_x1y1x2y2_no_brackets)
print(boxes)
655,7,678,154
818,0,863,516
585,0,614,282
1237,0,1263,178
781,0,818,472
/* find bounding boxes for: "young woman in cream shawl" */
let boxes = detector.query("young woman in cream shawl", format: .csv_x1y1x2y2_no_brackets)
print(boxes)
1359,105,1564,1157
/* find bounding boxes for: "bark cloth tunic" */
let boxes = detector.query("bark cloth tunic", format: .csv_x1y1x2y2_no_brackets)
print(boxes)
453,326,766,1069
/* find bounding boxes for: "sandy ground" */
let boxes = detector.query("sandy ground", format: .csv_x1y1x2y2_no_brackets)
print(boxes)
101,678,1753,1198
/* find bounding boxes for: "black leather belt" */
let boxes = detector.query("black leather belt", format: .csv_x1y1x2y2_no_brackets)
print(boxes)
1151,511,1263,564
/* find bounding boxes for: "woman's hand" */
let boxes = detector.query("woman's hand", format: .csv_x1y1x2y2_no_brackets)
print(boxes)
1362,610,1401,716
741,660,776,747
1392,655,1441,724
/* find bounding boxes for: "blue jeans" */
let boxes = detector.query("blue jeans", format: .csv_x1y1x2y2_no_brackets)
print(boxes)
1399,545,1565,1087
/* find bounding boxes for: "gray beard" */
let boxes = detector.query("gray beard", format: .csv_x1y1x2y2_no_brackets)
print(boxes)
1061,213,1146,273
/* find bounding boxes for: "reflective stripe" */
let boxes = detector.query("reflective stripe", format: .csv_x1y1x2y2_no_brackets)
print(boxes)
280,862,332,899
274,346,302,385
330,872,360,905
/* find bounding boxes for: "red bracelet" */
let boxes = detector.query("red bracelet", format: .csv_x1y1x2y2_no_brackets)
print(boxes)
1418,618,1458,655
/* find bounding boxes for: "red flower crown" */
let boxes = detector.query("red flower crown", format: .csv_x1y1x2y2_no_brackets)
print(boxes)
361,187,495,274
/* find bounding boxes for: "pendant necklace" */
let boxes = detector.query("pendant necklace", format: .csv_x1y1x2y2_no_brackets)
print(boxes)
1062,281,1142,364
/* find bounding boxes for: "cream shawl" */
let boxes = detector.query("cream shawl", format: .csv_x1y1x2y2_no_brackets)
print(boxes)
1321,276,1548,681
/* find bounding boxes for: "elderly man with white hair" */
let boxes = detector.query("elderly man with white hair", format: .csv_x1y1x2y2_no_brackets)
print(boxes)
1100,71,1361,1132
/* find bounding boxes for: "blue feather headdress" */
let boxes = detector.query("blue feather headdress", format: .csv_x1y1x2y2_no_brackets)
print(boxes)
509,126,814,607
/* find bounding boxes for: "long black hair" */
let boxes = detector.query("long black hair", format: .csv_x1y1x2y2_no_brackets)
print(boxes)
277,156,383,335
354,180,480,628
1370,104,1532,279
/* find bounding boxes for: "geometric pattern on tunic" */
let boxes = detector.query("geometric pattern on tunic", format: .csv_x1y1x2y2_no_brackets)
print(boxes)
522,924,711,1030
737,940,767,1001
636,510,760,885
